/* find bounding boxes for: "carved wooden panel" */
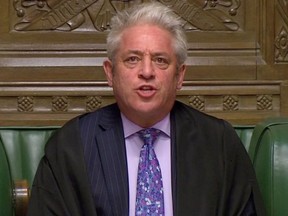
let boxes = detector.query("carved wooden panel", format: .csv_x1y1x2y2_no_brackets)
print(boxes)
0,81,287,126
0,0,287,126
257,0,288,79
0,0,259,81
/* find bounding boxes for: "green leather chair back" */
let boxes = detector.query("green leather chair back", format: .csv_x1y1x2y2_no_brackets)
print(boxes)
249,117,288,216
234,125,255,151
0,127,58,189
0,137,13,216
0,127,58,216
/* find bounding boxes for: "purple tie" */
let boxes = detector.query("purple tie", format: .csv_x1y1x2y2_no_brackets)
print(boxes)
135,128,165,216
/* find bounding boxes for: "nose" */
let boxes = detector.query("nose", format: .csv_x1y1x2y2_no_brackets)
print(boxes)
138,56,155,80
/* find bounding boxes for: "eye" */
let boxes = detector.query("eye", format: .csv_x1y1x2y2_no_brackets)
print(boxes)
152,57,169,69
123,56,141,68
155,57,165,63
124,56,141,64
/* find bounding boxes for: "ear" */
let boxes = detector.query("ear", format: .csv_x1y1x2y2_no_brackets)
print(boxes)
103,59,113,87
176,64,186,90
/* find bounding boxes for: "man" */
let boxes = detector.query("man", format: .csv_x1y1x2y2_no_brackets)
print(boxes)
27,2,265,215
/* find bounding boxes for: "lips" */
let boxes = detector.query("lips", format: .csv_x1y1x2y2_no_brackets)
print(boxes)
137,85,157,97
140,85,154,90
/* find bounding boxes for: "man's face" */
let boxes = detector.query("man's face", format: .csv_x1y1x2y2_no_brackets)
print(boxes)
103,24,186,127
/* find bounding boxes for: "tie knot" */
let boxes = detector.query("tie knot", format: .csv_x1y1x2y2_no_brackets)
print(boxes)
137,128,160,146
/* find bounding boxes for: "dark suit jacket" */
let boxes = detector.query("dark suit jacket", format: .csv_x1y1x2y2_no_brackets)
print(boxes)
27,101,266,216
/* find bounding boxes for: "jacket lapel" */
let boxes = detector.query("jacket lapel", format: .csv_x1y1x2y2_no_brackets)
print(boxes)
96,105,129,216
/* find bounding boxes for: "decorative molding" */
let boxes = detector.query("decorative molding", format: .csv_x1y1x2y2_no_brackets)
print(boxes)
188,95,205,111
159,0,241,31
52,96,68,112
12,0,241,32
13,0,102,31
9,93,279,114
275,0,288,62
275,26,288,62
257,95,273,110
17,96,34,112
0,81,284,125
86,96,103,111
204,0,241,16
277,0,288,25
223,95,239,111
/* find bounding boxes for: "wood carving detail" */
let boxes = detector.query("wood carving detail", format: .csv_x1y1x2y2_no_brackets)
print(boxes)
0,80,283,126
257,95,273,111
188,95,205,111
204,0,241,16
11,93,276,114
12,0,241,31
275,27,288,62
275,0,288,62
86,96,102,111
17,96,34,112
223,95,239,111
277,0,288,23
52,96,68,112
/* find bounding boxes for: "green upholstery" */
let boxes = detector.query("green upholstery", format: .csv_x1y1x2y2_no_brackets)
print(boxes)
0,137,13,216
234,125,255,151
0,127,57,188
248,117,288,216
0,127,58,216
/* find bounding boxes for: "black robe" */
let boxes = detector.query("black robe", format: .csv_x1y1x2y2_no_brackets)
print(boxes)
27,101,266,215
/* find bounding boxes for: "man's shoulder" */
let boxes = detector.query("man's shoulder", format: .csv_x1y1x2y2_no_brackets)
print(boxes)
57,103,119,130
77,103,120,127
172,101,235,133
46,103,120,147
173,101,223,123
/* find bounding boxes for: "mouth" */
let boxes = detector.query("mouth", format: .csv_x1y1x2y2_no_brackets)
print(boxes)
137,85,157,97
139,85,155,91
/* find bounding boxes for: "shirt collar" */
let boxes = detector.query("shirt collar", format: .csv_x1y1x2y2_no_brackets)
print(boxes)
121,113,171,138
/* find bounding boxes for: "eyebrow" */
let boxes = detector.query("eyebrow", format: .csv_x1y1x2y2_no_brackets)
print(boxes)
125,50,170,57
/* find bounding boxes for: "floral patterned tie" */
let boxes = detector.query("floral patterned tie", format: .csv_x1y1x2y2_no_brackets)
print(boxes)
135,128,165,216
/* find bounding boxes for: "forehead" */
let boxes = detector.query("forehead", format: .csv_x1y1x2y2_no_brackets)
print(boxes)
118,24,175,54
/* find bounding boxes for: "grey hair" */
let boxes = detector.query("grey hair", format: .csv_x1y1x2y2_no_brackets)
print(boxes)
106,2,187,65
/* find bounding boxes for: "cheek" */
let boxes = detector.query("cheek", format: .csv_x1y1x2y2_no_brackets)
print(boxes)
162,74,180,89
112,72,132,92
